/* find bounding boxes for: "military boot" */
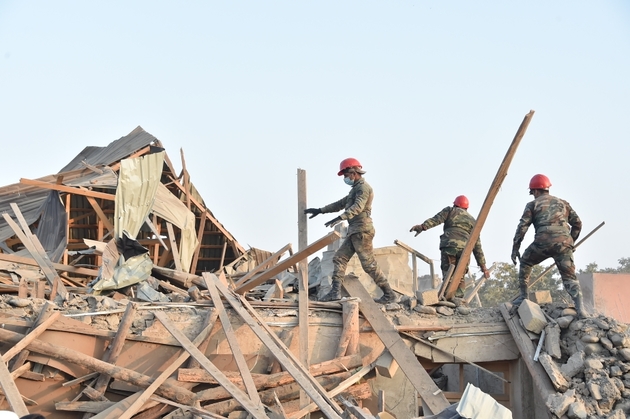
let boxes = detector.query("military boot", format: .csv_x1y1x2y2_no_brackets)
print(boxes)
320,280,342,302
574,293,590,319
374,283,397,304
510,282,528,314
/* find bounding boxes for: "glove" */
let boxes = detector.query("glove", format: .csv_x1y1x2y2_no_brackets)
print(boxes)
304,208,321,219
409,224,426,237
511,249,520,265
480,265,490,279
324,216,342,228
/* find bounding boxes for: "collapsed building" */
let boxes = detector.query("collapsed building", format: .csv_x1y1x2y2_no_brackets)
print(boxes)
0,126,628,419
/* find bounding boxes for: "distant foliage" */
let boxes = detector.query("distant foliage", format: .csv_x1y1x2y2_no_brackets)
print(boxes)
578,257,630,274
477,262,570,308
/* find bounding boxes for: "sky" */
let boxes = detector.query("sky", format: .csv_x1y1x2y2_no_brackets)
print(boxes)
1,1,629,278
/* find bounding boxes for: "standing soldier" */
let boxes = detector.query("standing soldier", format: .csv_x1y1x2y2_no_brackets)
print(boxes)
511,174,587,317
304,158,397,304
410,195,490,298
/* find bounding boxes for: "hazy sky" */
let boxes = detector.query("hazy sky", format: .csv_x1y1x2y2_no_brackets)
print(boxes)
1,1,629,277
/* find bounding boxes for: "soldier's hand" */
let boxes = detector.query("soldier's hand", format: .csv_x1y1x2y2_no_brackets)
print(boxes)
324,216,342,228
304,208,321,219
480,265,490,279
511,249,520,265
410,225,426,237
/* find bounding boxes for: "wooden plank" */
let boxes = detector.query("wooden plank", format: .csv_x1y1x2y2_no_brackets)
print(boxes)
90,302,138,397
342,275,450,415
8,301,56,371
86,196,115,233
165,222,182,272
20,178,115,201
0,252,100,277
179,148,192,211
2,311,60,362
112,316,217,419
202,273,261,404
3,210,68,300
235,232,340,294
445,110,534,299
233,243,292,288
152,311,270,419
190,211,207,274
0,357,29,416
500,303,555,419
212,277,343,418
297,167,311,415
56,400,116,413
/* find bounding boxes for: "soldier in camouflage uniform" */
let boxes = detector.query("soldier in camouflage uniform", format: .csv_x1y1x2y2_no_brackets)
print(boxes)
410,195,489,298
511,174,588,318
304,158,397,304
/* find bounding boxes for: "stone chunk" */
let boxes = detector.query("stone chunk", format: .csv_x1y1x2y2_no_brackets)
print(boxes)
557,315,575,329
539,352,569,392
584,357,604,370
416,288,439,306
436,306,454,316
545,323,562,359
567,400,588,419
606,410,626,419
518,299,548,334
375,350,399,378
414,305,437,315
618,349,630,362
547,389,575,417
529,290,552,305
561,351,585,379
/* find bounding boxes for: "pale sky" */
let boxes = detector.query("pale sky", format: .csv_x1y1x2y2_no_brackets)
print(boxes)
1,1,629,277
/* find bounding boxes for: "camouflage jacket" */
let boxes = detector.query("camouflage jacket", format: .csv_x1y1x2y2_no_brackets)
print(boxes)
421,206,486,267
513,193,582,250
320,178,374,235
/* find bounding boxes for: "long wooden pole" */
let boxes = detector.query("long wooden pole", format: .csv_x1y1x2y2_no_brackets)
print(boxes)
297,168,311,414
445,110,535,299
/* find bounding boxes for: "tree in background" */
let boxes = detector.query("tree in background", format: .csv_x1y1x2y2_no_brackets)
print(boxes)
477,262,570,308
579,257,630,274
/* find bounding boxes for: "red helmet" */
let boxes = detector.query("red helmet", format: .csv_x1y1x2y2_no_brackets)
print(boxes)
529,174,551,190
337,158,363,176
453,195,469,209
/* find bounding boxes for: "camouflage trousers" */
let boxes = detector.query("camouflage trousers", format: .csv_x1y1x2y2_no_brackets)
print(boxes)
519,241,582,300
331,232,388,286
440,249,468,296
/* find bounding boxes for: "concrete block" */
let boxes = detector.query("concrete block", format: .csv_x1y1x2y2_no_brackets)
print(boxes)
545,323,562,359
546,389,575,417
561,351,585,379
567,400,588,419
539,352,569,392
529,290,553,305
416,288,439,306
518,299,548,334
375,350,399,378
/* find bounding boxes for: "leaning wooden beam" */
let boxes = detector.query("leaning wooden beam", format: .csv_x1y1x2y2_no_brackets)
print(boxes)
342,275,450,415
90,302,139,397
165,222,183,272
0,357,29,416
336,299,359,358
203,273,260,404
8,301,56,372
5,204,69,300
20,178,115,201
110,317,217,419
287,363,375,419
445,110,534,299
0,327,196,404
233,243,293,288
187,307,220,370
153,311,270,419
85,196,115,233
190,211,207,274
235,231,340,294
3,311,61,363
500,303,554,419
214,277,343,418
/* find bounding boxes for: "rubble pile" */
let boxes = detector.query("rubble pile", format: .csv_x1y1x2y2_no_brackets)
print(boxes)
534,302,630,419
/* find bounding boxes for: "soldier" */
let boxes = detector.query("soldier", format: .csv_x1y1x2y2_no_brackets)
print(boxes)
410,195,490,298
511,174,587,317
304,158,397,304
